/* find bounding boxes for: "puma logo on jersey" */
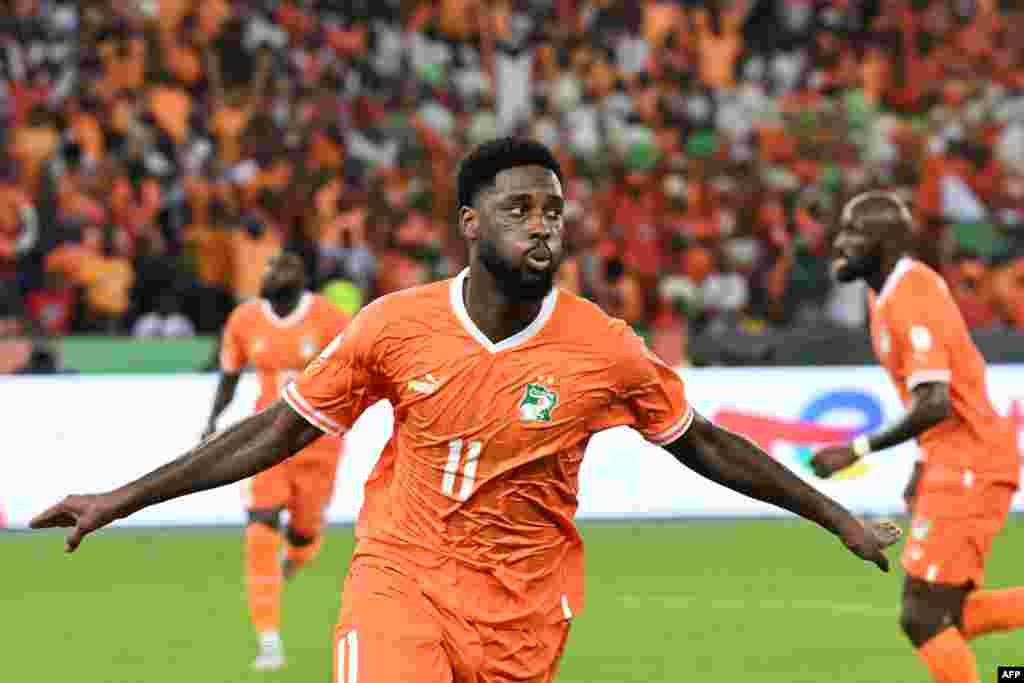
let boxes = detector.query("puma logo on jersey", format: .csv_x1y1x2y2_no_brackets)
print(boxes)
409,374,441,395
520,383,558,422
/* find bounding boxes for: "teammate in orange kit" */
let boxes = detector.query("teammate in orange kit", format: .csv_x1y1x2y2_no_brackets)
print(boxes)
203,251,350,671
33,139,899,682
813,191,1023,683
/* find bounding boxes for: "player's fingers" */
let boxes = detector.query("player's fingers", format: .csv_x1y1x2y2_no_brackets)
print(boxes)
29,503,76,529
873,548,890,573
65,524,85,553
873,520,903,548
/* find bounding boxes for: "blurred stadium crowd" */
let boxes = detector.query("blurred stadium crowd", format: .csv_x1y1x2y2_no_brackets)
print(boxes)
2,0,1024,368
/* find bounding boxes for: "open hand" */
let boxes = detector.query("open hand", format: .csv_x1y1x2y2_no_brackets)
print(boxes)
838,517,902,572
811,445,858,478
29,493,124,553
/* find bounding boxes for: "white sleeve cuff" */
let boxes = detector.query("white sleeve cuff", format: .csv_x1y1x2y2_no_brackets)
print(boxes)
283,383,345,436
647,406,695,446
907,370,951,390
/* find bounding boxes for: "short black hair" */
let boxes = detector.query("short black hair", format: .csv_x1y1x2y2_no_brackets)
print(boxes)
456,137,564,209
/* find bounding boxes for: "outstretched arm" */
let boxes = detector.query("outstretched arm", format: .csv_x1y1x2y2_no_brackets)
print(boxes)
203,371,241,438
811,382,950,479
664,412,899,571
31,400,322,552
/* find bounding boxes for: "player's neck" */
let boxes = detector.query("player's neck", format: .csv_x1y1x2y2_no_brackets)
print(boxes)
463,267,546,345
869,251,907,292
266,290,304,318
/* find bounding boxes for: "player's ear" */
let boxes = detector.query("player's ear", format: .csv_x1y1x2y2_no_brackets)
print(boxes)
460,205,480,241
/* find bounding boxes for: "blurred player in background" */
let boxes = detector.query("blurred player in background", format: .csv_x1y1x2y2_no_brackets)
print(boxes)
203,251,350,671
813,192,1024,683
34,139,899,682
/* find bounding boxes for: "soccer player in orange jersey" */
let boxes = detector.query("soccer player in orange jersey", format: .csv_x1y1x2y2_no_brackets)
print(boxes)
33,139,899,682
813,192,1023,683
202,251,351,670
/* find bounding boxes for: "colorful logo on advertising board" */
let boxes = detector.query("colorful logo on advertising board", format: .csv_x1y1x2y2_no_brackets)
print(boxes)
714,389,884,479
714,392,1024,480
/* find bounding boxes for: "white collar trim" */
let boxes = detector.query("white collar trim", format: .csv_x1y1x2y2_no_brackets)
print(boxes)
876,257,914,306
449,268,559,354
261,292,314,328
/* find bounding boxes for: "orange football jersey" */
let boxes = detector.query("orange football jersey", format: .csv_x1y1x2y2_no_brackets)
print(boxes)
869,258,1020,485
221,292,351,408
286,270,692,626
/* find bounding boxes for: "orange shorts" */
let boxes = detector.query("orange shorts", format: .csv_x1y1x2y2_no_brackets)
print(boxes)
902,477,1015,587
334,558,570,683
242,437,342,536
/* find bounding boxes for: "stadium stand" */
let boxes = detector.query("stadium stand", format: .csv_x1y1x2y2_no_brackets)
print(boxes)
3,0,1024,372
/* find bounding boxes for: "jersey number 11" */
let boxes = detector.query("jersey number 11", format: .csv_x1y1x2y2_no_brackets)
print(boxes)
443,439,482,500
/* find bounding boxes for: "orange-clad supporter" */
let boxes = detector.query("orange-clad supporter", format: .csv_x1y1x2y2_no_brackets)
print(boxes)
325,23,367,58
233,223,283,301
148,82,192,146
203,252,351,671
276,2,316,43
645,1,684,47
253,161,293,201
56,169,107,227
915,154,949,223
211,99,255,168
47,236,134,323
182,177,234,291
860,45,891,106
96,36,146,100
208,46,270,170
693,1,748,90
814,192,1024,683
679,244,715,285
67,103,105,163
587,58,617,98
158,28,203,86
533,43,558,83
108,96,138,140
439,0,481,41
33,139,898,682
757,122,797,165
9,107,60,195
156,0,191,33
307,128,345,174
196,0,231,44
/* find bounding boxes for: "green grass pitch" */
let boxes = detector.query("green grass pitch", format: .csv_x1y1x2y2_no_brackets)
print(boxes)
7,517,1022,682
